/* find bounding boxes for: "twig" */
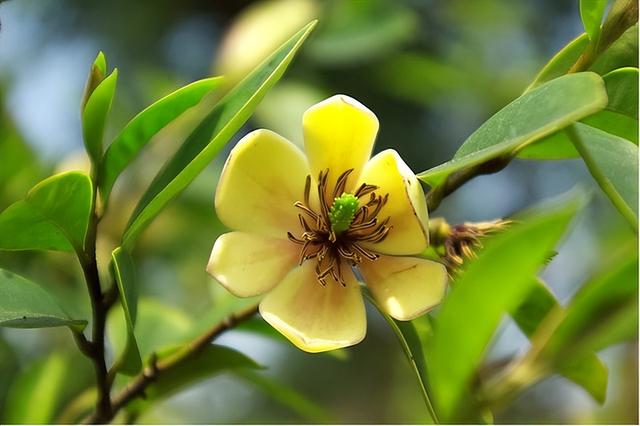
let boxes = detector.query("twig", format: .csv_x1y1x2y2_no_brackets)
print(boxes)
82,303,259,424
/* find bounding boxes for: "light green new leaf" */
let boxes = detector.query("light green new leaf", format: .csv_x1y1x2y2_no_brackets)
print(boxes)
0,171,93,253
122,21,317,248
82,68,118,164
603,67,638,118
0,269,86,330
3,352,69,424
81,52,107,110
526,33,589,91
0,201,73,252
427,193,583,421
234,369,334,423
110,247,142,375
418,73,607,187
580,0,608,41
568,123,638,229
511,279,608,403
99,77,224,203
590,23,638,75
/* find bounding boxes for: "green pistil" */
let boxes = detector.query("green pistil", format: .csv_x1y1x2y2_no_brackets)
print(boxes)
328,193,359,234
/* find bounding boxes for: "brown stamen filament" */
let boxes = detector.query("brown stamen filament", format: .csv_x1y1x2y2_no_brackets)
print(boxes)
287,168,392,286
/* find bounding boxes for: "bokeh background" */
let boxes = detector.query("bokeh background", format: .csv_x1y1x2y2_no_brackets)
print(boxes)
0,0,637,423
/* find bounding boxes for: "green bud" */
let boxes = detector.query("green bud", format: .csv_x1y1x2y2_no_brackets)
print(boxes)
328,193,359,234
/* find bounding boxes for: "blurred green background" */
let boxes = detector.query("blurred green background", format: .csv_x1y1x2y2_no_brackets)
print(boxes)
0,0,637,423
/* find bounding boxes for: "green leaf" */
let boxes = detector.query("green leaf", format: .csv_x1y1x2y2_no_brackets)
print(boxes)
541,251,638,359
123,21,316,247
122,21,317,249
110,247,142,375
143,345,260,404
4,352,69,423
526,33,589,91
511,279,608,403
365,291,438,422
511,279,558,336
234,369,334,423
82,68,118,164
559,354,609,404
0,171,93,253
0,201,73,252
107,298,194,363
590,23,638,75
99,77,224,203
518,108,638,159
418,73,607,187
0,268,87,330
585,109,638,143
427,193,583,421
568,123,638,229
580,0,608,41
603,67,638,118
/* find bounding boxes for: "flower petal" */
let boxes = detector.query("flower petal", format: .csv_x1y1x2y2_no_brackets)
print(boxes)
356,149,429,255
303,95,379,191
360,255,447,320
259,262,366,353
216,129,309,238
206,232,299,297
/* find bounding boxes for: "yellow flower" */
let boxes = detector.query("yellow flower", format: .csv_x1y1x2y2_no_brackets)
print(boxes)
207,95,448,353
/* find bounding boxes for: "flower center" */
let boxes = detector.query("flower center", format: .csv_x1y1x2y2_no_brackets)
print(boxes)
328,193,359,234
287,168,391,286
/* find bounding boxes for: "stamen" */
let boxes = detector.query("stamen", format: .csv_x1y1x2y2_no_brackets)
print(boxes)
354,183,378,199
332,169,354,200
303,175,311,205
289,168,392,286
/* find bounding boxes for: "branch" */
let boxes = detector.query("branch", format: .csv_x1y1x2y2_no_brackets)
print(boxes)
78,208,112,423
82,303,259,424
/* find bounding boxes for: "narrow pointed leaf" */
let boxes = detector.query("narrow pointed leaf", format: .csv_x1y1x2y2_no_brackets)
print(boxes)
418,73,607,187
81,52,107,110
541,252,638,359
3,353,69,424
366,291,439,422
511,279,608,403
82,68,118,163
110,247,142,375
0,269,86,331
427,193,583,421
0,172,93,253
526,33,589,91
568,123,638,229
580,0,608,41
590,23,638,75
99,77,224,203
602,67,638,118
122,21,317,249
